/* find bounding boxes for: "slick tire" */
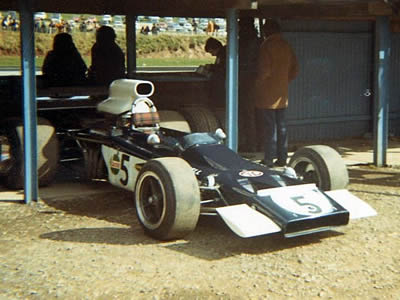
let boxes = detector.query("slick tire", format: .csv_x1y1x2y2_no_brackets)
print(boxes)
288,145,349,191
179,106,219,132
1,117,59,189
135,157,200,240
158,110,191,133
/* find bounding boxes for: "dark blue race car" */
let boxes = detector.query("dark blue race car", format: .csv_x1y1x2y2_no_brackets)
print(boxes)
72,79,377,241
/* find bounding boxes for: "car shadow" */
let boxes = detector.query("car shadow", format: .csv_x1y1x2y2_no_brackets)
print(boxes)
39,207,344,260
163,216,344,260
38,164,345,257
348,167,400,189
40,227,156,245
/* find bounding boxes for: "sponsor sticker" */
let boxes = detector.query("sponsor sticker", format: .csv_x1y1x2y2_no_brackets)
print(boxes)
110,154,121,175
239,170,264,177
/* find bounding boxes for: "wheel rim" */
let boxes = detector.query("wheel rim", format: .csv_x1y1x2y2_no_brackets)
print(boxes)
135,171,167,230
0,135,14,175
291,158,322,188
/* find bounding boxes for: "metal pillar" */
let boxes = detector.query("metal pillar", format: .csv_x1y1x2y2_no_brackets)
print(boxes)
19,0,38,203
226,8,239,152
373,16,391,167
126,15,137,78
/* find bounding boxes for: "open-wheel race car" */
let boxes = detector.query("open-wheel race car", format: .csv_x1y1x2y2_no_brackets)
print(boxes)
71,79,377,241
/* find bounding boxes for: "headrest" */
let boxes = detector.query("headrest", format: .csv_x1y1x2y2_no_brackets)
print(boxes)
97,79,155,115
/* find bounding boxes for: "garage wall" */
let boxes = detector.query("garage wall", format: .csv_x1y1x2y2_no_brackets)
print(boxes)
390,33,400,136
279,20,374,142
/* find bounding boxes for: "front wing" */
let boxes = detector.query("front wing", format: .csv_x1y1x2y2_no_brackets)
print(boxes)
216,184,377,238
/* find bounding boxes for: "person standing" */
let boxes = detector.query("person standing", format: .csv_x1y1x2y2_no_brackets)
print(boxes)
88,26,125,86
255,19,299,167
204,37,226,108
42,32,87,87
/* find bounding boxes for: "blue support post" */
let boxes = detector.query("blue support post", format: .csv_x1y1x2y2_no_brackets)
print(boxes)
126,15,137,77
373,16,391,167
19,0,38,203
226,8,239,152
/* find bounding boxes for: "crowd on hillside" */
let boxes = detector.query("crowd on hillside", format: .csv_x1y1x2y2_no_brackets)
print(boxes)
34,18,74,34
1,13,19,31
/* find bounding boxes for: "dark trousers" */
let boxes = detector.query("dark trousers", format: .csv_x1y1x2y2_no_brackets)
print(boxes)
262,108,288,165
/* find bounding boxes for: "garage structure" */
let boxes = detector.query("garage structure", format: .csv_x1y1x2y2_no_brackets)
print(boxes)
0,0,399,203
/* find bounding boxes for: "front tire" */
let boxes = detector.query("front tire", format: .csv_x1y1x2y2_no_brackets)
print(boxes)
135,157,200,240
288,145,349,191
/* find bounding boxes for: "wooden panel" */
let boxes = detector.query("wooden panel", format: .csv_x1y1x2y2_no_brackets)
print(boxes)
0,0,252,16
257,1,393,18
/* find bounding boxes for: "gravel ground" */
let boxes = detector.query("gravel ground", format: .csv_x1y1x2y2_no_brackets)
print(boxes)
0,158,399,299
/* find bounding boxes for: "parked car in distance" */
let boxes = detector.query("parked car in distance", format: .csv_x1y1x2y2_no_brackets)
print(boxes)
101,14,112,25
51,13,62,23
34,12,46,20
178,17,186,25
183,22,192,32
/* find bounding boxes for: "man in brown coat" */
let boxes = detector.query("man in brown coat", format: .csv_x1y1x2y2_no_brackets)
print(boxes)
255,19,299,167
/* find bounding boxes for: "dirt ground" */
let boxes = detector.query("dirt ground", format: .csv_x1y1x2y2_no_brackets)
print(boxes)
0,138,399,299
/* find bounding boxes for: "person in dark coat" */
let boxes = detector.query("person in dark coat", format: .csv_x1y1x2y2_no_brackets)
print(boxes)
88,26,125,86
238,17,262,152
204,37,226,107
205,37,226,74
42,32,87,87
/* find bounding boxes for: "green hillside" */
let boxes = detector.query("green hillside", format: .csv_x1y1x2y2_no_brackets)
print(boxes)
0,30,226,67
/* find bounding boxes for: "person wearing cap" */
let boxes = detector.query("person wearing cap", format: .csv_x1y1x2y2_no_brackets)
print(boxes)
255,19,299,167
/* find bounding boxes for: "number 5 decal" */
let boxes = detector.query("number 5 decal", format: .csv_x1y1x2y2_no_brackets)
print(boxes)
120,154,130,185
291,195,322,214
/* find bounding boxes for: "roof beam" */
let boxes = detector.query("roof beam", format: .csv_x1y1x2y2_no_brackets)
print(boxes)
257,1,393,19
0,0,253,17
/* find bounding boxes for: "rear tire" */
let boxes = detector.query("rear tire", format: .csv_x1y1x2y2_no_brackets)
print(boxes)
83,144,107,180
288,145,349,191
179,106,219,132
1,117,59,189
158,110,191,132
135,157,200,240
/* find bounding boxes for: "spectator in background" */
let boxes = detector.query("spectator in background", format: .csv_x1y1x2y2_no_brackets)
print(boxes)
204,37,226,108
42,32,87,87
151,24,159,35
206,20,214,35
192,19,198,34
88,26,125,86
205,37,226,73
40,19,47,33
1,15,8,30
48,20,56,34
10,18,18,31
79,21,87,32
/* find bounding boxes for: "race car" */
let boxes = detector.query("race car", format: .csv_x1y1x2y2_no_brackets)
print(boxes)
72,79,377,241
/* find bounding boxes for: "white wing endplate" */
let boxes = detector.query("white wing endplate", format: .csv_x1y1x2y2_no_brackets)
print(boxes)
216,204,281,238
325,189,377,219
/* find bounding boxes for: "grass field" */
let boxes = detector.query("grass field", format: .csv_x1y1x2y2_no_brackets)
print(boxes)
0,30,219,68
0,55,214,68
